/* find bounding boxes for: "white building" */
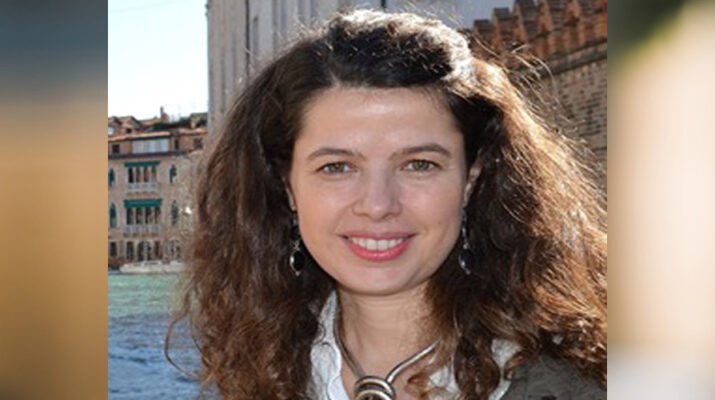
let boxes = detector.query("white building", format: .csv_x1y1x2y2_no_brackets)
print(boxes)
206,0,513,131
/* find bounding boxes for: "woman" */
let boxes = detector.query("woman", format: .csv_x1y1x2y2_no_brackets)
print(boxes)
169,9,606,400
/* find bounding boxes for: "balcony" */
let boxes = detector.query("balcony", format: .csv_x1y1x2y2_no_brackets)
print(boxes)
127,182,159,193
123,224,162,237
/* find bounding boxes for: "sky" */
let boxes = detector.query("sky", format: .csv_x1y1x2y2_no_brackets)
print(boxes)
108,0,208,120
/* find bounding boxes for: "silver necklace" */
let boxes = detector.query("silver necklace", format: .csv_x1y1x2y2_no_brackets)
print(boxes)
333,309,438,400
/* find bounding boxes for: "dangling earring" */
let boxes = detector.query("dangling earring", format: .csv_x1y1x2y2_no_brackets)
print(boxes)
458,211,475,275
289,213,305,277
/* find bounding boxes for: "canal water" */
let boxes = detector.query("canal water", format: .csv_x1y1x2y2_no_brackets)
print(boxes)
108,272,201,399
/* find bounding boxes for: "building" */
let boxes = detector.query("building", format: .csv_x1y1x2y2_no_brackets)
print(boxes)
107,111,207,268
205,0,606,181
466,0,607,171
206,0,514,131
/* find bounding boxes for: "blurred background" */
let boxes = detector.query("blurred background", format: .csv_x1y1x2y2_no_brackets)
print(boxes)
609,0,715,398
1,0,714,398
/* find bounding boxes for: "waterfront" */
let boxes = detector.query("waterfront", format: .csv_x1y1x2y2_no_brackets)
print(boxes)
108,272,200,399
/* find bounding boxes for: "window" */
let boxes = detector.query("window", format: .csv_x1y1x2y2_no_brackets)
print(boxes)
109,204,117,228
131,138,169,154
138,241,150,261
111,144,120,154
154,240,162,259
169,165,177,184
136,207,144,225
193,138,203,149
108,127,115,136
126,242,134,261
171,201,179,226
170,240,180,259
125,162,160,184
108,169,115,187
146,206,154,224
126,208,134,225
109,242,117,257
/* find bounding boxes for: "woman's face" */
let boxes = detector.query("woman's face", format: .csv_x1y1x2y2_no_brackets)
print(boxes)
288,87,478,297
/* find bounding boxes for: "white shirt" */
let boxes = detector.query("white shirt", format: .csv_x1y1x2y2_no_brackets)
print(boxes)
310,292,519,399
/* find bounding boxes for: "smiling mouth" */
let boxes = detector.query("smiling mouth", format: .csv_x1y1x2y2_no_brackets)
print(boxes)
342,234,413,262
348,237,405,251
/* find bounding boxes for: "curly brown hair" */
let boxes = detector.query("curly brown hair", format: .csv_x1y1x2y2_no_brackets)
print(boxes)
167,9,606,399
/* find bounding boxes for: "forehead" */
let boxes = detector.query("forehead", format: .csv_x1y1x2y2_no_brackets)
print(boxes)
296,87,462,152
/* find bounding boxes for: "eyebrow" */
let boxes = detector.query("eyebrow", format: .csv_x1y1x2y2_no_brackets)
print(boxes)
306,143,453,162
390,143,452,160
306,147,365,162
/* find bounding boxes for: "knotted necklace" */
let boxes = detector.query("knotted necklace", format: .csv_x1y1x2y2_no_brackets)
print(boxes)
333,308,438,400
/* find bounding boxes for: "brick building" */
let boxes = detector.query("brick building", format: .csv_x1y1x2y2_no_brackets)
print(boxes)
466,0,607,176
107,111,207,269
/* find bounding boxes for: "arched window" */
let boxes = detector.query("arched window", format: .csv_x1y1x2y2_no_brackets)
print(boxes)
154,240,162,259
169,240,179,259
138,241,150,261
109,204,117,228
108,169,115,187
171,201,179,226
126,242,134,261
169,165,177,184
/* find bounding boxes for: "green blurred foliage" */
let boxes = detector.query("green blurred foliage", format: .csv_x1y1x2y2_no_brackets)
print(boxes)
611,0,686,62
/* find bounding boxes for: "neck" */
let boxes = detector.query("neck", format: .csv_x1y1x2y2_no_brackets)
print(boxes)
336,284,435,377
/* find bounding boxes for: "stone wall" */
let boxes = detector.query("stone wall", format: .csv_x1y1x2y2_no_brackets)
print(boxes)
465,0,607,185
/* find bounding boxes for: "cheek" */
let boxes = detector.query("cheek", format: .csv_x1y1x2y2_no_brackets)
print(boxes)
401,179,464,219
293,182,353,241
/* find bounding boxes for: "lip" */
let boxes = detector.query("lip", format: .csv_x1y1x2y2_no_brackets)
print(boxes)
341,232,414,262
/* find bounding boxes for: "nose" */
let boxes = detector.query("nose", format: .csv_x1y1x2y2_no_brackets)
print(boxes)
352,170,402,221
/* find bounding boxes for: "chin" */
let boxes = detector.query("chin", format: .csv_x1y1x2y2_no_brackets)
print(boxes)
335,268,427,298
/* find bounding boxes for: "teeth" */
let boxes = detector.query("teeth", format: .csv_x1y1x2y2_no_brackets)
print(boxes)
350,237,404,251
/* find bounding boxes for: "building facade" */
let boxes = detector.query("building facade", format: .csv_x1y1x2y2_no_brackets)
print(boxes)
107,113,207,268
206,0,514,131
467,0,607,179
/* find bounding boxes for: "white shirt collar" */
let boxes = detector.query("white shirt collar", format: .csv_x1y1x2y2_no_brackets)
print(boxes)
310,292,518,399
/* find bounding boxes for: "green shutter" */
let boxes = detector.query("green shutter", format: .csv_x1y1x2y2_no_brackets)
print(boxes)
124,161,160,168
124,199,162,208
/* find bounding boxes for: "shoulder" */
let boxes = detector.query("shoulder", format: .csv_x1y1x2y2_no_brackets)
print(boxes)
500,356,605,400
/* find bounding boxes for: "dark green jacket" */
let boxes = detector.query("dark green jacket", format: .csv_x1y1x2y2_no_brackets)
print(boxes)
501,356,605,400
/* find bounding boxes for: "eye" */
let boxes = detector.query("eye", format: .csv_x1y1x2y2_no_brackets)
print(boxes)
318,162,353,175
404,159,438,172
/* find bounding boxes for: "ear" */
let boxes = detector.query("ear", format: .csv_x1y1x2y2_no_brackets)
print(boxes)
463,159,483,207
283,178,297,211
